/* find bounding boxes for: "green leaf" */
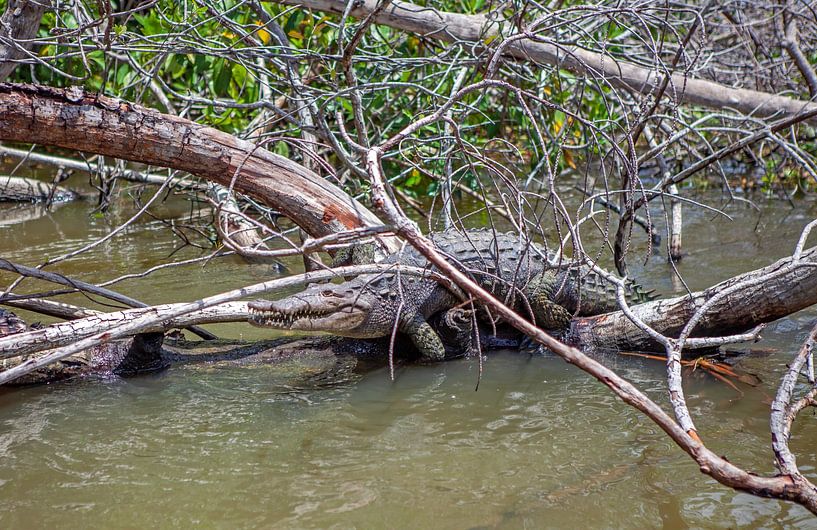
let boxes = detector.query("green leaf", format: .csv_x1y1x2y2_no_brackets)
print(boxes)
133,13,163,36
115,64,131,86
231,63,247,87
213,59,232,95
167,55,187,80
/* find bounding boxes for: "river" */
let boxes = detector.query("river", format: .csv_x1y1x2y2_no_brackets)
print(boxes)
1,174,816,528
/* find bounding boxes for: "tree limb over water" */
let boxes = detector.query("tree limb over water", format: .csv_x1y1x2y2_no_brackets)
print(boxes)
0,83,394,248
269,0,817,123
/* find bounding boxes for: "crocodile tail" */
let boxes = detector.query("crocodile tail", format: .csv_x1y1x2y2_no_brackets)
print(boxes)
623,279,658,305
553,269,657,316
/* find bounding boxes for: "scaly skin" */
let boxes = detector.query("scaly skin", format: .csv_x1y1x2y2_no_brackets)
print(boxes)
249,230,654,361
0,309,28,336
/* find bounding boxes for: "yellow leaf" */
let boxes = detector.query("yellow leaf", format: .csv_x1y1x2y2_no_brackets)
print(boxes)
543,86,551,96
288,30,304,40
563,150,576,169
256,23,271,45
551,118,564,135
221,31,236,39
483,34,497,45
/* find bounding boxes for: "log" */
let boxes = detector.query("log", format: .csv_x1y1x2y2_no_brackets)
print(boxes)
0,306,510,385
0,83,395,246
570,246,817,352
0,175,78,202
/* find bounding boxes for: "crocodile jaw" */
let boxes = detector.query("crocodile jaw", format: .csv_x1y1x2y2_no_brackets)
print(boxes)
248,298,369,333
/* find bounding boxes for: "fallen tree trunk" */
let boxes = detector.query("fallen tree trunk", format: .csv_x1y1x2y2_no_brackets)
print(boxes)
271,0,817,122
1,334,383,386
570,246,817,352
0,305,504,385
0,83,394,244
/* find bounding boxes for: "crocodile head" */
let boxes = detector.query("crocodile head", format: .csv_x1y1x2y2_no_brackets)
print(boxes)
248,282,389,338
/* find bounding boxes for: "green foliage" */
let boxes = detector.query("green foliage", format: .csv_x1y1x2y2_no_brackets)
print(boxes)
8,0,810,199
4,0,630,195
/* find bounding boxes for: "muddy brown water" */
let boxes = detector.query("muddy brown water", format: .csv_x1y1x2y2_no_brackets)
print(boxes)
1,176,817,528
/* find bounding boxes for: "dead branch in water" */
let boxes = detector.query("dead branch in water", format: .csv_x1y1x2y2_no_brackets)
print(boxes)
0,263,462,367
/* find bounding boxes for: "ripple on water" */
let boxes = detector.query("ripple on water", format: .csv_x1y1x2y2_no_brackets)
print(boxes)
1,329,817,526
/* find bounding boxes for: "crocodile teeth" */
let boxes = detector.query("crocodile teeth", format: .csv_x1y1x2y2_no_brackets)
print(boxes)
249,307,331,328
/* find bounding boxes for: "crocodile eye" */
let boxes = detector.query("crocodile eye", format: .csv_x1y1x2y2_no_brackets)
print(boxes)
322,289,335,296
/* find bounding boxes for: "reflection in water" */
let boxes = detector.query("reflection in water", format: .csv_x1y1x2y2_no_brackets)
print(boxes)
1,188,817,527
0,202,69,227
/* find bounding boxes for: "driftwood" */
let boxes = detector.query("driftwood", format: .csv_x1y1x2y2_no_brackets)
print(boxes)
0,263,471,384
570,246,817,352
0,306,513,385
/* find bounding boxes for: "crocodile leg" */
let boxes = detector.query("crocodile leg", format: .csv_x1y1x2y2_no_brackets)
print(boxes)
525,272,573,330
403,313,447,361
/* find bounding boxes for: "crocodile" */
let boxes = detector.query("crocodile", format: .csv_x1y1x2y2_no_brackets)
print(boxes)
248,230,654,361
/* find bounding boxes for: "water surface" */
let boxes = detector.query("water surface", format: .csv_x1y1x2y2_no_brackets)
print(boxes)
1,179,817,528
